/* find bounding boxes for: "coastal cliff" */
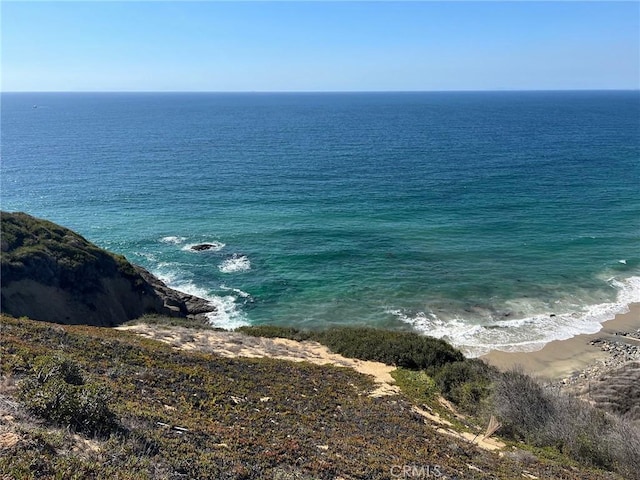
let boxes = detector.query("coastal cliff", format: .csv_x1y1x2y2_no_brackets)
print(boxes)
0,211,213,326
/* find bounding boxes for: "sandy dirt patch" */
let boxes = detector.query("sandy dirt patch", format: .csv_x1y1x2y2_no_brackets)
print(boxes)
117,323,506,451
116,324,400,397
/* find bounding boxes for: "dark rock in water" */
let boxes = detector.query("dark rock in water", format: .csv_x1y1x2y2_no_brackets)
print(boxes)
191,243,218,251
0,211,215,326
133,265,213,316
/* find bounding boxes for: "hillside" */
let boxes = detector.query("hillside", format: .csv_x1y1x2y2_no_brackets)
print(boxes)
0,212,212,326
0,315,624,480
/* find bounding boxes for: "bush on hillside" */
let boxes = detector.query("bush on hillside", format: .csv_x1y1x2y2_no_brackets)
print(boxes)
314,327,464,369
237,325,313,342
17,354,117,436
603,418,640,479
433,359,496,414
491,369,553,441
492,368,640,477
238,325,464,370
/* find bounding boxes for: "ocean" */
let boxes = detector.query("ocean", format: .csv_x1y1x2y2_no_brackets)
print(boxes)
2,91,639,356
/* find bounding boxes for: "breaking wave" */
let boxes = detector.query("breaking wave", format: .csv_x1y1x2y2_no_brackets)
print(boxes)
391,276,640,357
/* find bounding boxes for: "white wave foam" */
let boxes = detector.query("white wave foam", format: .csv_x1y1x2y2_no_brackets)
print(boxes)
219,254,251,273
391,276,640,357
203,296,249,330
134,251,158,262
153,273,249,330
220,285,252,299
160,236,186,244
181,241,225,252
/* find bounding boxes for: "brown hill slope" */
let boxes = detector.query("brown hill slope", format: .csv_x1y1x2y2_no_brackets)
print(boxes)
0,315,623,480
0,212,212,326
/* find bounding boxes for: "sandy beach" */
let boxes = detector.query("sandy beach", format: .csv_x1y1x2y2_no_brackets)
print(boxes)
481,303,640,381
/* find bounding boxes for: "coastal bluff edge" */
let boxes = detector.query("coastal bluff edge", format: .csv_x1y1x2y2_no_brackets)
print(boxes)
0,211,214,326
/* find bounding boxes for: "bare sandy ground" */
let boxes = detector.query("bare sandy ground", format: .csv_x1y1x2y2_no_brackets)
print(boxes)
482,303,640,381
116,323,505,451
116,324,401,397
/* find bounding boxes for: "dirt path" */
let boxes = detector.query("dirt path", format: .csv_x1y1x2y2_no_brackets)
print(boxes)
116,324,400,397
117,323,505,451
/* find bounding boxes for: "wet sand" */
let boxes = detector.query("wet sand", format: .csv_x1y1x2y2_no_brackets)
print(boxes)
481,303,640,380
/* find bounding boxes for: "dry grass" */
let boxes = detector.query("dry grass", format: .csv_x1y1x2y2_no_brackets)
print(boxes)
0,315,626,480
583,361,640,421
492,368,640,479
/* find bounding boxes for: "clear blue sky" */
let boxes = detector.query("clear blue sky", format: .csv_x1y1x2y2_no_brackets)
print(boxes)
2,1,639,92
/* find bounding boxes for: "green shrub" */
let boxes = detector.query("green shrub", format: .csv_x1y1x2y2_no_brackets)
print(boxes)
391,368,439,404
30,353,84,385
239,325,464,370
315,327,464,369
433,359,496,414
17,354,117,435
236,325,313,341
129,313,214,330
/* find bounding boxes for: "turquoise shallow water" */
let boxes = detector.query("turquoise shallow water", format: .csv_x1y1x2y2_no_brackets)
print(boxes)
2,91,639,355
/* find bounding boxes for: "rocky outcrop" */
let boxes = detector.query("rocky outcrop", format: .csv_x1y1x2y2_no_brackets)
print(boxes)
133,265,214,317
191,243,219,251
1,212,214,326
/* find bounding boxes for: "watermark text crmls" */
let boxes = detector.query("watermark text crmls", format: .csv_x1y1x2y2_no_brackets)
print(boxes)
390,464,444,478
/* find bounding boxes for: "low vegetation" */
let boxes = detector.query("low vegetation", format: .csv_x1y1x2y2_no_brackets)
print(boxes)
0,211,141,289
126,313,215,330
239,323,639,478
1,315,634,479
17,354,118,436
239,325,497,417
493,369,640,479
432,359,496,416
238,325,464,369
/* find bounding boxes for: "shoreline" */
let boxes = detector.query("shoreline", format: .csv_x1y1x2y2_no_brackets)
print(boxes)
481,303,640,381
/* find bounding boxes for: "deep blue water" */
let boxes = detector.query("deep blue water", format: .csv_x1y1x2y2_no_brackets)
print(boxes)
2,91,639,355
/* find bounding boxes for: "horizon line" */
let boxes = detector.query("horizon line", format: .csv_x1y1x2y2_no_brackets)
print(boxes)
3,88,640,94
